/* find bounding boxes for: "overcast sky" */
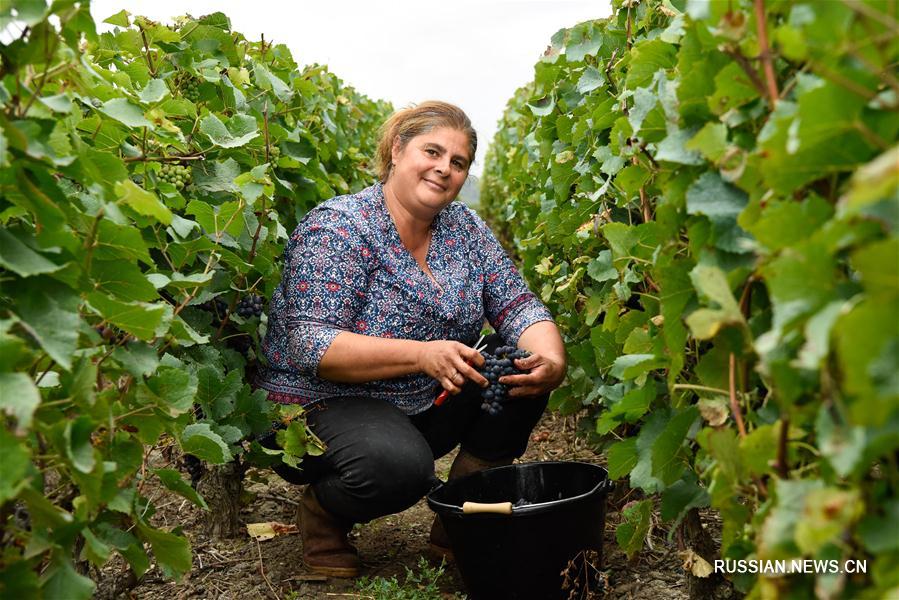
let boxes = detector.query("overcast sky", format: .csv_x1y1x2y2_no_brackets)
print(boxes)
90,0,612,176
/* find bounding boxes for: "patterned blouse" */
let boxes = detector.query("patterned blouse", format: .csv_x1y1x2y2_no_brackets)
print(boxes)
255,182,554,414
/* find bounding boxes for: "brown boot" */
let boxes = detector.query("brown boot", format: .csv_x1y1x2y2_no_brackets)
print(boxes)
298,486,361,578
429,450,514,561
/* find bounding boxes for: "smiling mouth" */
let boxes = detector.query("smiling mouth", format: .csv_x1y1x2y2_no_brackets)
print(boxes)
423,178,447,192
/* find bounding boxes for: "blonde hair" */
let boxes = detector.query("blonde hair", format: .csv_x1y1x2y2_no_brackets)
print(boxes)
375,101,477,183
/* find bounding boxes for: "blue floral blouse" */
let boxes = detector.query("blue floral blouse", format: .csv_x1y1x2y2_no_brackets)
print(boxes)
255,182,554,414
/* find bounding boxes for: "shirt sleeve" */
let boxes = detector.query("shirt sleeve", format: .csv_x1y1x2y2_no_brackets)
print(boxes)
281,208,369,376
470,210,554,344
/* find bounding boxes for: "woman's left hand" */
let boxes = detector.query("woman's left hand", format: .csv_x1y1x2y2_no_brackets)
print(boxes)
498,352,566,398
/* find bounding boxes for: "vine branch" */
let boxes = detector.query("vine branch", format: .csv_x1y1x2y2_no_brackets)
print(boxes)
729,353,747,438
753,0,780,105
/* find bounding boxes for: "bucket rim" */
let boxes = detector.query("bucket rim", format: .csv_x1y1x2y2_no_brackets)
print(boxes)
426,460,611,517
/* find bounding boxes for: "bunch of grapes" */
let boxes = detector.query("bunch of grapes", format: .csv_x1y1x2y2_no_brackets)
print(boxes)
159,163,191,190
182,454,205,488
478,346,530,415
182,77,201,102
269,145,281,160
199,296,229,322
236,294,264,318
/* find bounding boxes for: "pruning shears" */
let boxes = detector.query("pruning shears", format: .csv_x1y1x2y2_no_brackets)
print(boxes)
434,334,488,407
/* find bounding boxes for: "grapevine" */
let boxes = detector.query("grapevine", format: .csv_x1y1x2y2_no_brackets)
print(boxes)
482,1,899,597
0,4,390,597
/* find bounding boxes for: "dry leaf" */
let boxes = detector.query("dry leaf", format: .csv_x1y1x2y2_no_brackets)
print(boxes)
698,397,729,427
246,521,298,541
678,549,714,578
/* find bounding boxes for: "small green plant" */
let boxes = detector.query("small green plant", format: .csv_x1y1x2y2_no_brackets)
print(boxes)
354,557,466,600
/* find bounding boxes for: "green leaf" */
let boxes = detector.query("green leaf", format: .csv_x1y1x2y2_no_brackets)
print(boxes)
111,342,159,378
596,384,655,434
253,63,293,102
587,250,617,282
739,423,778,477
80,528,112,566
630,410,669,493
86,292,168,341
153,468,208,510
708,63,760,115
38,94,74,114
90,260,159,302
626,40,677,89
840,145,899,213
611,353,665,381
685,172,750,253
576,66,605,94
660,472,709,525
0,229,62,277
858,500,899,553
815,407,866,479
41,555,95,600
138,79,170,104
651,406,698,485
186,199,245,238
115,180,172,225
13,279,80,370
137,367,197,417
100,98,153,128
743,195,833,252
196,367,242,420
199,114,259,148
0,427,31,503
103,9,130,26
685,264,744,339
616,499,652,559
277,421,312,465
64,416,96,474
0,558,40,598
685,122,727,162
95,219,152,264
194,158,240,193
795,488,863,555
606,438,638,480
136,521,192,580
851,238,899,299
655,127,704,165
180,423,231,464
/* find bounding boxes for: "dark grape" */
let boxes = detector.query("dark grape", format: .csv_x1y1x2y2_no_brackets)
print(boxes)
475,346,531,415
199,296,229,323
236,294,264,318
182,454,205,488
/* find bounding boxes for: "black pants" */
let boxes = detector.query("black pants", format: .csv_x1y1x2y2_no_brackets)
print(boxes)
265,337,548,523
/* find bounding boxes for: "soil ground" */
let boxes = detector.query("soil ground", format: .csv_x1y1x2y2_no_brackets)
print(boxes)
96,411,691,599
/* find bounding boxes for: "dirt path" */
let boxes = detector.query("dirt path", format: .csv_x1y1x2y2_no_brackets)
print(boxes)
97,412,689,599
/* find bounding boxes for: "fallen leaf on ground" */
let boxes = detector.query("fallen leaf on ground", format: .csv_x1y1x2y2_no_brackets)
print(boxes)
246,521,299,541
678,548,713,577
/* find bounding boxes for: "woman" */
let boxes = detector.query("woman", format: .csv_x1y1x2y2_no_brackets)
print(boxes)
256,101,566,577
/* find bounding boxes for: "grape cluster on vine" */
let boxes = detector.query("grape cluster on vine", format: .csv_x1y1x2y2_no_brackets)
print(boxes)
236,294,264,318
199,297,229,322
159,163,191,190
478,346,530,415
181,77,201,102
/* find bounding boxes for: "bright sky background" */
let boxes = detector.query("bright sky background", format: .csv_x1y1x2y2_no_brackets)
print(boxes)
90,1,612,177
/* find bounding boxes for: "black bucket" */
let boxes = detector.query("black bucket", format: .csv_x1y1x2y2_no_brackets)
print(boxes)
427,461,611,600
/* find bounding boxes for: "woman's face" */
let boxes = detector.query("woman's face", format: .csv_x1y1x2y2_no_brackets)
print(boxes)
389,126,471,216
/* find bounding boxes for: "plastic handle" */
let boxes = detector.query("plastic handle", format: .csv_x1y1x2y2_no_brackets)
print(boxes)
462,501,513,515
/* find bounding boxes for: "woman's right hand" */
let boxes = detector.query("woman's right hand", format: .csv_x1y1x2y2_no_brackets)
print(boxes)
417,341,488,395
